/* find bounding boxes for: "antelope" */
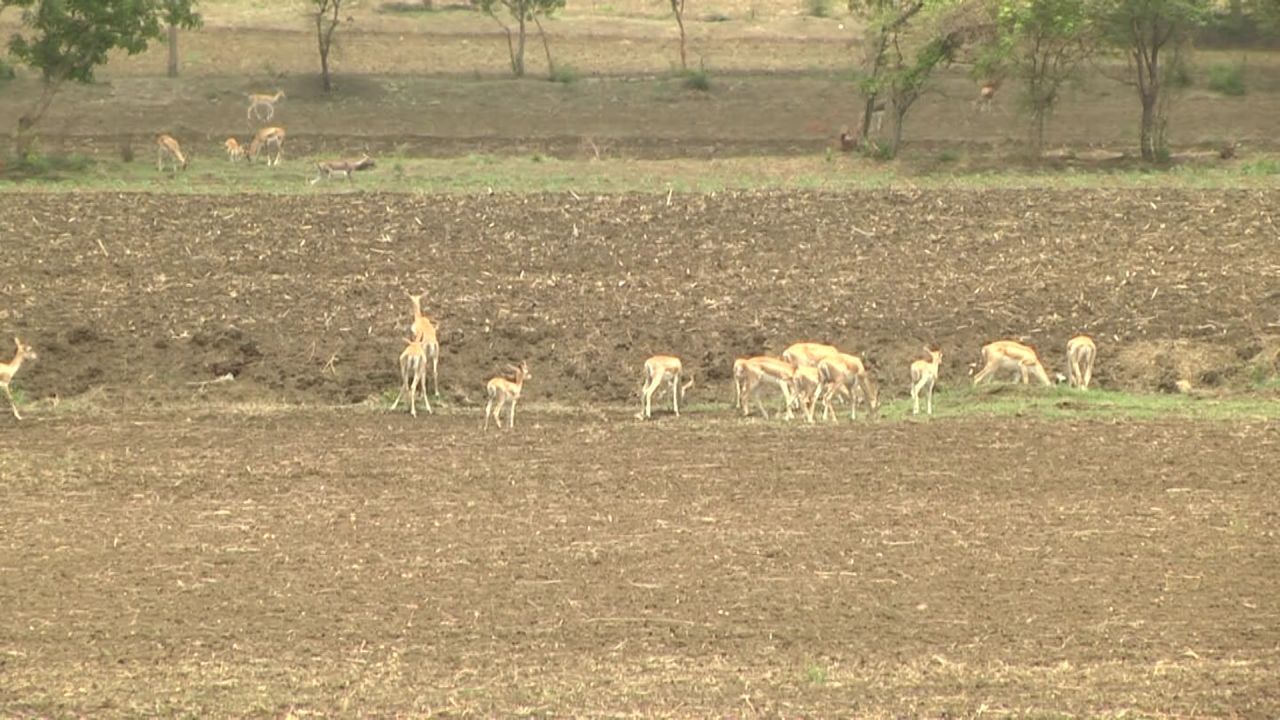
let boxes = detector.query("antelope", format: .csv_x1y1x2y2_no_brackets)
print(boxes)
976,80,999,113
782,342,843,370
247,90,286,122
638,355,694,420
310,154,375,185
971,340,1053,386
390,337,432,418
407,293,440,396
792,365,823,423
484,361,530,430
224,138,245,162
839,128,860,152
909,346,943,416
816,352,879,421
739,356,797,420
1066,334,1097,390
156,134,188,172
732,357,749,410
248,126,286,167
1,337,37,420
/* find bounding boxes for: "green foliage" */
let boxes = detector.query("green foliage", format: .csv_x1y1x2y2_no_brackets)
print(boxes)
6,0,190,84
3,151,93,178
549,64,579,84
682,67,711,91
1241,158,1280,175
0,56,14,80
807,0,834,18
1207,59,1246,95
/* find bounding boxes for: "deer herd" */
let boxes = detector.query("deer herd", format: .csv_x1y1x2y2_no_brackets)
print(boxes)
153,89,373,183
370,291,1100,431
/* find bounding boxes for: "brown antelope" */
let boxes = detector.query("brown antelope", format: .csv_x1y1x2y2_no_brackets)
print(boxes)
816,352,879,422
971,340,1053,386
738,356,797,420
909,346,943,416
224,138,246,162
0,337,37,420
792,365,823,423
247,90,286,122
248,126,286,167
310,154,374,185
156,134,188,173
638,355,694,420
782,342,843,370
484,361,530,430
1066,335,1097,390
390,338,431,418
976,80,1000,113
407,293,440,396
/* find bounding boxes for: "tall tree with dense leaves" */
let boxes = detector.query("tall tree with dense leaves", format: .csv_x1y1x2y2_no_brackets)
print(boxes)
477,0,566,77
4,0,195,158
974,0,1095,154
1093,0,1210,161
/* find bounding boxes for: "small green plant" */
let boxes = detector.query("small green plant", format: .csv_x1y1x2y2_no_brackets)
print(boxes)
1207,60,1246,96
806,0,833,17
824,147,834,163
861,138,894,161
1241,158,1280,175
805,664,828,685
549,65,579,84
937,149,958,164
682,68,711,92
0,56,15,81
1166,57,1193,88
531,153,546,163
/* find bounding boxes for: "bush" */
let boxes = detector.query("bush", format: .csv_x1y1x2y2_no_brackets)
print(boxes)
1207,60,1246,96
0,57,14,81
682,68,711,92
806,0,833,18
549,65,579,84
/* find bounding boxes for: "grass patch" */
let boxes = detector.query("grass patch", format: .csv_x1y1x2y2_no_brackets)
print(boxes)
682,68,711,92
805,0,834,18
549,65,580,84
1206,60,1246,96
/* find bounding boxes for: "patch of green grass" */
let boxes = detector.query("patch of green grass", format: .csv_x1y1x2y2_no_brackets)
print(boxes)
805,663,828,685
1206,60,1246,96
549,65,580,84
1240,158,1280,175
805,0,834,18
682,68,711,92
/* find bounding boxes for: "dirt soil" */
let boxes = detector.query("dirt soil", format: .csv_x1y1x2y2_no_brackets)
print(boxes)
1,189,1278,407
1,409,1277,716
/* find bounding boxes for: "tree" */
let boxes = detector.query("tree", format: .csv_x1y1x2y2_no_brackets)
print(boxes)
4,0,194,158
671,0,688,71
162,0,202,78
1094,0,1210,161
849,0,926,146
975,0,1095,154
309,0,343,92
477,0,566,78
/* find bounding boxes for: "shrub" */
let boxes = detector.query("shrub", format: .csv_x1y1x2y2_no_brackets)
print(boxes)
549,65,579,84
806,0,833,18
1207,60,1246,96
682,68,711,92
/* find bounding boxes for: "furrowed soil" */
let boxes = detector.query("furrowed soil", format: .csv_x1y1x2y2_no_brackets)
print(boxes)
1,410,1278,717
1,188,1279,716
2,189,1278,406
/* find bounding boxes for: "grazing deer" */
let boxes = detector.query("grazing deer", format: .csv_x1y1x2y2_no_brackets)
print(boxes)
390,337,432,418
816,352,879,421
247,90,286,122
310,154,375,185
1066,335,1097,390
638,355,694,420
248,126,286,167
156,134,188,172
971,340,1053,386
224,138,245,162
975,80,999,113
484,361,530,430
1,337,37,420
792,365,824,423
407,293,440,396
738,356,797,420
909,346,943,416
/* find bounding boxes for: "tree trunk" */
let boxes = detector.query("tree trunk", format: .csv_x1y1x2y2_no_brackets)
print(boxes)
673,1,687,71
533,13,554,78
167,23,179,78
515,13,527,77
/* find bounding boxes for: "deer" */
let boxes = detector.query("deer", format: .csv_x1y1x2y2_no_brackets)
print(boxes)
484,361,530,430
971,340,1053,386
406,293,440,396
1066,335,1097,390
792,365,824,423
310,154,375,185
738,356,797,420
638,355,694,420
816,352,879,422
247,126,286,167
975,80,1000,113
246,90,286,122
909,346,943,416
1,337,37,420
390,337,432,418
224,138,245,162
156,134,188,173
